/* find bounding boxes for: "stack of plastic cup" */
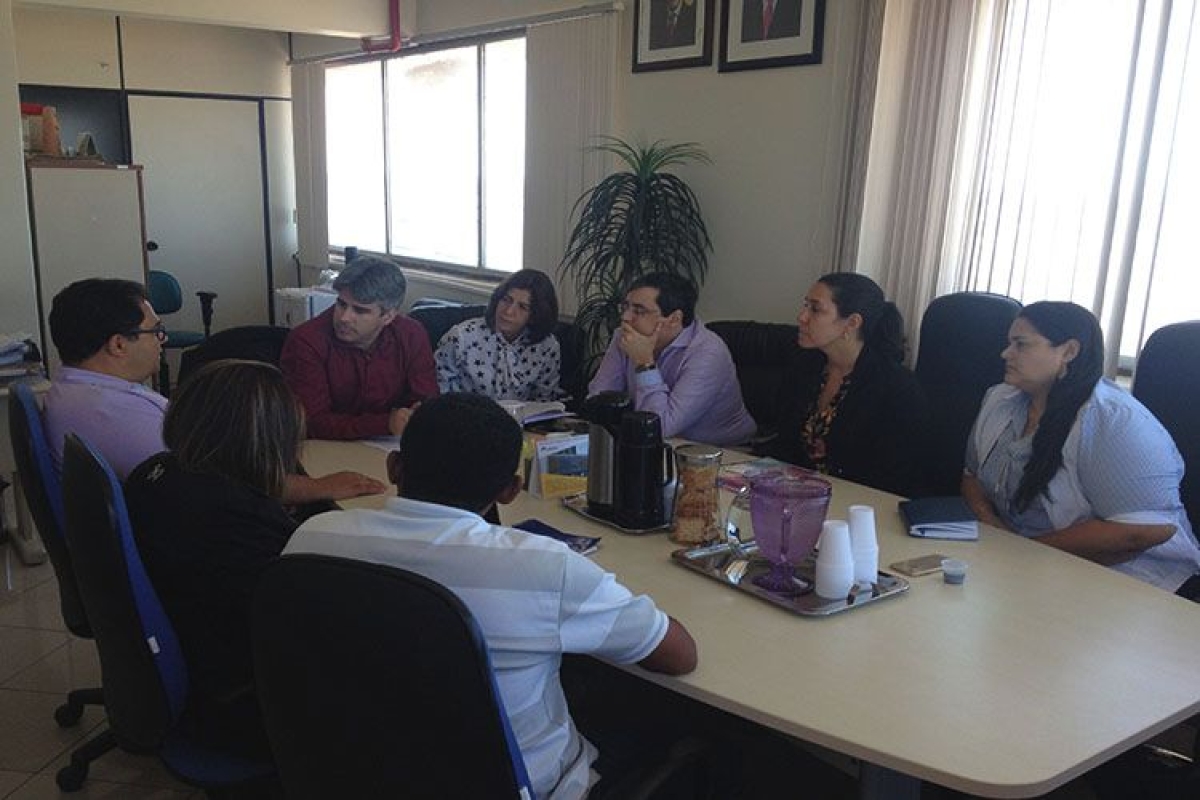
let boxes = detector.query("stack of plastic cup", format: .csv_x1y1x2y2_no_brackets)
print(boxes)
848,505,879,587
815,520,855,599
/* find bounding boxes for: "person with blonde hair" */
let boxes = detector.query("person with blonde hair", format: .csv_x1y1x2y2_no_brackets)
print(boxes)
124,360,306,759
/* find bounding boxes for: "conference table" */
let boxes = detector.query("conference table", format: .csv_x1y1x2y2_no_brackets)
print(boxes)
302,439,1200,799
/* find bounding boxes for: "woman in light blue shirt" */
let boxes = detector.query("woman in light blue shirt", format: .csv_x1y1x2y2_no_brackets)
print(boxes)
962,301,1200,594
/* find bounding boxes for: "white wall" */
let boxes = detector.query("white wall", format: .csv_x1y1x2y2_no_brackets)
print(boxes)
0,0,37,336
121,17,290,97
618,3,865,324
13,5,119,87
21,0,387,37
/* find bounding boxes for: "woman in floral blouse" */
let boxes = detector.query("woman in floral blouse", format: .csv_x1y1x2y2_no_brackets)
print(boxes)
758,273,930,497
435,269,563,401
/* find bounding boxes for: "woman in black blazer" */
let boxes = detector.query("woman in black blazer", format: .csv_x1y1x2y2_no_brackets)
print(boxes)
758,273,930,497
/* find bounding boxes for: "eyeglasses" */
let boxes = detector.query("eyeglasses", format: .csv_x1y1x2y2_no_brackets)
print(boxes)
124,322,168,341
618,301,661,318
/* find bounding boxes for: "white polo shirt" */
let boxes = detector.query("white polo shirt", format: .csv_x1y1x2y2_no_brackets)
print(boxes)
285,497,670,800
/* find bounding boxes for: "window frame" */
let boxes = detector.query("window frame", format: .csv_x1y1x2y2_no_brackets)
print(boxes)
325,30,526,279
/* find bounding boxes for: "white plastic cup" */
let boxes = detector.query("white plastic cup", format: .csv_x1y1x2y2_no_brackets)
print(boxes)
815,520,855,599
848,505,879,585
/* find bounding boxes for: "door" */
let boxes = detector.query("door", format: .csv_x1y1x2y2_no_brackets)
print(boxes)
128,95,269,334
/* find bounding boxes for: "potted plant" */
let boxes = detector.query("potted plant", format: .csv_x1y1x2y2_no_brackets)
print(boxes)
559,137,713,369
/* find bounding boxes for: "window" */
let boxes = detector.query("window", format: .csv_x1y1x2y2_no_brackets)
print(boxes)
325,35,526,274
944,0,1199,364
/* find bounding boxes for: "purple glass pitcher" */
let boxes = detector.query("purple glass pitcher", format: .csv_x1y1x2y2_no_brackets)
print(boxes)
726,472,832,594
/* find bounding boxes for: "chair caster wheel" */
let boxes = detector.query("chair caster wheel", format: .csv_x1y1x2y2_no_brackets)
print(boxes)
56,762,87,792
54,702,84,727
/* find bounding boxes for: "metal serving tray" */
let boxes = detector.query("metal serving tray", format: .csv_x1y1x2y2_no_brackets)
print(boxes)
562,493,672,535
671,541,910,617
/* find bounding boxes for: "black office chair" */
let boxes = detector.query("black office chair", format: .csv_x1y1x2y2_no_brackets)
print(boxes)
7,384,116,788
707,320,801,437
1133,321,1200,531
914,292,1023,496
176,325,291,387
60,434,274,793
408,302,488,351
251,554,534,799
147,270,216,398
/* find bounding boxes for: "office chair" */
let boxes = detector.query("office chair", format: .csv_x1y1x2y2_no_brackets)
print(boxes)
147,270,216,398
1133,321,1200,531
7,385,117,786
914,292,1022,496
60,434,275,793
251,553,535,799
707,320,801,438
176,325,291,387
408,302,488,350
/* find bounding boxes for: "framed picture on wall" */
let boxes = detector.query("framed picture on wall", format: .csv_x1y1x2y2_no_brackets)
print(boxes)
719,0,826,72
633,0,715,72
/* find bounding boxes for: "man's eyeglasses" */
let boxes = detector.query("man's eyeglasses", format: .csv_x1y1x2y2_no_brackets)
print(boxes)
124,322,168,341
618,301,660,318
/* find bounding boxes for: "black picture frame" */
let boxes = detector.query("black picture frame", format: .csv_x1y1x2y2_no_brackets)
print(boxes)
633,0,715,73
719,0,826,72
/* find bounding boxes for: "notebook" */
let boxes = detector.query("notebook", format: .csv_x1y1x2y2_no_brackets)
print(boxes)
898,496,979,541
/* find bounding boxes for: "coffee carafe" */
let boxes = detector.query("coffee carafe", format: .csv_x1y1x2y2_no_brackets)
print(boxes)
583,391,631,519
614,411,675,530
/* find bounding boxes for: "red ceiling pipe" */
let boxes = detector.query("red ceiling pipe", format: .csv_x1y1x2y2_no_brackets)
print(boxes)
361,0,403,54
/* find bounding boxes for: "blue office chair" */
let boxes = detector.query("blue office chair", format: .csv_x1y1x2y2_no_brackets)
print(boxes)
60,434,274,793
251,554,535,799
147,270,216,397
7,384,117,789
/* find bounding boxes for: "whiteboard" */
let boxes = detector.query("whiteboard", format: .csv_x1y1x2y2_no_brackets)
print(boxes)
27,163,148,371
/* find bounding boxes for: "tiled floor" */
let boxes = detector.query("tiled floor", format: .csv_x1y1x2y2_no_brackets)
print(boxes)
0,544,200,799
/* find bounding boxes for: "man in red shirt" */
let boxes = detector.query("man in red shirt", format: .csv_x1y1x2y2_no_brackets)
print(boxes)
281,256,437,440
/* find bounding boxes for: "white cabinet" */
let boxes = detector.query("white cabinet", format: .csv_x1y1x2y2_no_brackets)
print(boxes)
26,161,148,371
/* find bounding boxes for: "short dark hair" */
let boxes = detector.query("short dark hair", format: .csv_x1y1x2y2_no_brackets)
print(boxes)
629,272,698,326
163,360,304,498
817,272,906,363
485,269,559,343
399,393,522,512
332,255,407,310
50,279,149,365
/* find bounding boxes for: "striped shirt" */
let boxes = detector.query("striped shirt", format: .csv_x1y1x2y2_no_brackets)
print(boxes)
285,497,669,800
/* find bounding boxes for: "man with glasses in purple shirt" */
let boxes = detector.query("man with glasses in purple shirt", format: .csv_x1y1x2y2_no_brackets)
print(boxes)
588,273,756,446
43,279,382,503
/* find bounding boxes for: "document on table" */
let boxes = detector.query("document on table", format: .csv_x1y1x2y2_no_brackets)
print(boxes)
361,435,402,452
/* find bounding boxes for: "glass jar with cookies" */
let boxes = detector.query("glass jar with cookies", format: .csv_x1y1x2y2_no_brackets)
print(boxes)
670,444,723,545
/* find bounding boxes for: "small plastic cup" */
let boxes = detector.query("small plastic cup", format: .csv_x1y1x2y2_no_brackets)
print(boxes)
941,558,968,585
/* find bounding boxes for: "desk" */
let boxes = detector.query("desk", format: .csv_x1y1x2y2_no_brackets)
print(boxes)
302,439,1200,799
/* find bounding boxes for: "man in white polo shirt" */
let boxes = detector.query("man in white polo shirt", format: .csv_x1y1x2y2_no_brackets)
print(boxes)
285,393,697,800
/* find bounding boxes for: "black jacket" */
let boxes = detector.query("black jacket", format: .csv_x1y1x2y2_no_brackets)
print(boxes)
758,346,930,497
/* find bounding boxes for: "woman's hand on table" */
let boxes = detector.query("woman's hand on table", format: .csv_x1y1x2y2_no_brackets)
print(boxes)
284,471,387,504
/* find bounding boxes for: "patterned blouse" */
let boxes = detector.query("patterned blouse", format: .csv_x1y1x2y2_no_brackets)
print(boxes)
434,317,562,401
801,369,853,474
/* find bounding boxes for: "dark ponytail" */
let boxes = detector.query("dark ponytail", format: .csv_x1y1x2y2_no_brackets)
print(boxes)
1011,302,1104,512
818,273,906,363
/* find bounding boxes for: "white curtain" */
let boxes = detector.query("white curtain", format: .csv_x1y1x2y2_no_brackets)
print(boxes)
290,61,329,284
865,0,1200,371
523,12,619,315
856,0,979,354
946,0,1200,371
830,0,887,272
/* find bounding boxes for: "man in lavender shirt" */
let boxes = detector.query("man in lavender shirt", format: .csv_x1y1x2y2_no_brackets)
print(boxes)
587,273,756,446
43,279,382,503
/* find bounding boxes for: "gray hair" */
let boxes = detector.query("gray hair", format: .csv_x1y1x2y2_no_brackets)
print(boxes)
333,255,407,310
